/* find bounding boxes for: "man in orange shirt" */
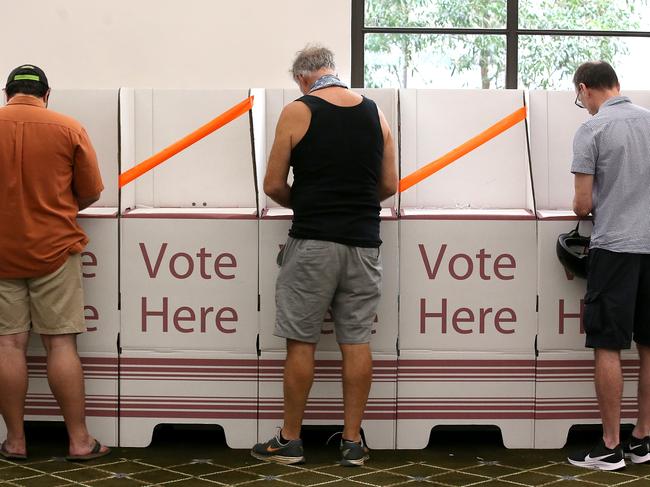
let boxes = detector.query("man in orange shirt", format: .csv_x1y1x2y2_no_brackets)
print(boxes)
0,65,110,461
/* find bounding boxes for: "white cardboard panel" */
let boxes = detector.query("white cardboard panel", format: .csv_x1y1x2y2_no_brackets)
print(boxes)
537,212,595,352
119,350,257,448
535,350,640,448
27,213,119,355
528,91,550,210
47,89,119,207
545,91,591,209
250,88,266,214
258,210,398,353
399,215,537,352
397,351,535,449
152,90,254,208
120,214,258,352
134,89,155,207
533,91,650,210
259,351,397,449
15,352,118,447
126,89,255,208
399,89,528,209
119,88,136,212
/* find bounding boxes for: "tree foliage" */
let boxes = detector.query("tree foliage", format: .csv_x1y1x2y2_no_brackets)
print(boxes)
364,0,647,89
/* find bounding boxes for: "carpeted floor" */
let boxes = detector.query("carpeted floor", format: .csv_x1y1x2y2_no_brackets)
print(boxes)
1,424,649,486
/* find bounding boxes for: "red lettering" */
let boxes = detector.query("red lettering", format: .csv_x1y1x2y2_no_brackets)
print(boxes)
494,254,516,280
140,243,167,278
200,306,214,332
196,248,212,279
479,307,493,333
215,307,237,333
142,297,168,332
173,306,196,333
476,249,491,280
81,251,97,278
558,299,584,334
169,252,194,279
449,254,473,280
452,308,474,334
420,298,517,335
495,308,516,334
420,297,447,333
419,243,447,279
214,253,236,280
84,305,99,332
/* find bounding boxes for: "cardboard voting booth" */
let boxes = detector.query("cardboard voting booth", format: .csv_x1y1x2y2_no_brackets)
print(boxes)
118,89,259,447
397,89,537,448
528,91,650,447
10,90,120,447
257,89,398,448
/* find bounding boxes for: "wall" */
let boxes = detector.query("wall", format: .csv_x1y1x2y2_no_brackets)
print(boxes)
0,0,351,89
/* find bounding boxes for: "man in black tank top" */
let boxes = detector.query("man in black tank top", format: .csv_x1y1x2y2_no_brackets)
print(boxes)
251,45,397,467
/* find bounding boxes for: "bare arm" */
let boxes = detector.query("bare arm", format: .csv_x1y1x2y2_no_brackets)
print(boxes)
573,173,593,217
77,193,100,211
263,102,310,208
377,109,398,201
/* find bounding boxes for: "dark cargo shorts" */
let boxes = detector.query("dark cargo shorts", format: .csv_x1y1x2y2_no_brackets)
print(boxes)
583,248,650,349
274,237,382,344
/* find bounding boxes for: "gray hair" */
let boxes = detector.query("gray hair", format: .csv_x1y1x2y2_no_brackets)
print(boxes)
291,45,336,79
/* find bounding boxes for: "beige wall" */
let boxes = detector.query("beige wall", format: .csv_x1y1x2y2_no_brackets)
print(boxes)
1,0,351,89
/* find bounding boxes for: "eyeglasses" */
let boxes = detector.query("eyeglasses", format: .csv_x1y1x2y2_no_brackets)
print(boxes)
575,87,586,109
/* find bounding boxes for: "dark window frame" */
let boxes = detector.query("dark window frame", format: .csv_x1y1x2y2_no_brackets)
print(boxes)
351,0,650,88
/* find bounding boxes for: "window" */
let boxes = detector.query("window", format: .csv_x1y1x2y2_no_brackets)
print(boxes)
352,0,650,89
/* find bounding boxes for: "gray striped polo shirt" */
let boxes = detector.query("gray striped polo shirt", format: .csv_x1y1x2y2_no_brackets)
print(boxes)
571,96,650,253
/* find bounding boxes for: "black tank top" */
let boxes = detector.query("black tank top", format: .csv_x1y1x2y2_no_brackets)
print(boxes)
289,95,384,248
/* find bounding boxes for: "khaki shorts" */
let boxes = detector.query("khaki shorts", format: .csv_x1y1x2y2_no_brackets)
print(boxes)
0,254,86,336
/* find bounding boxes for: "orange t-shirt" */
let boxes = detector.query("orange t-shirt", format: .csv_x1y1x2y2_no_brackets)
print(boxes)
0,95,104,278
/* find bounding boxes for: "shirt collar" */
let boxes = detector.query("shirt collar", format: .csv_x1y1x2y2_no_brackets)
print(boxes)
601,95,630,108
6,94,46,108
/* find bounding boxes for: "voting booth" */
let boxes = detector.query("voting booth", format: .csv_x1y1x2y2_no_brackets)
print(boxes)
529,90,650,447
397,89,537,448
257,89,399,448
2,90,121,447
118,89,260,448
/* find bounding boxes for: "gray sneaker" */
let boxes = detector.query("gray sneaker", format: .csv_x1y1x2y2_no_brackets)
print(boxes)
340,438,370,467
251,431,305,465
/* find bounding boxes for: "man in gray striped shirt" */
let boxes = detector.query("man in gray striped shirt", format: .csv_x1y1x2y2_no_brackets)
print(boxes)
567,61,650,471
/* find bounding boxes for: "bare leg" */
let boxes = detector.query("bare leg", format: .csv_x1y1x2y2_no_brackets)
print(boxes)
340,343,372,443
633,344,650,438
281,339,316,440
41,334,108,456
595,348,623,448
0,332,29,455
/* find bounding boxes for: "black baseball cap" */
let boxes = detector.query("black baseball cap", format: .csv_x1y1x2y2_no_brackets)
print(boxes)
5,64,49,89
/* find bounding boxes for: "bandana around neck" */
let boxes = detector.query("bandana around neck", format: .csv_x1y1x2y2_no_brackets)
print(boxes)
308,74,348,93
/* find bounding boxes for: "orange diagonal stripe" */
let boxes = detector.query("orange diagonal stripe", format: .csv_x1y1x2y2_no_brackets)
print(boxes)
399,106,527,193
119,96,254,188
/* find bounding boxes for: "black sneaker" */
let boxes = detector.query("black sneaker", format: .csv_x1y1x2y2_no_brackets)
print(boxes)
340,438,370,467
568,439,625,471
623,435,650,464
251,431,305,465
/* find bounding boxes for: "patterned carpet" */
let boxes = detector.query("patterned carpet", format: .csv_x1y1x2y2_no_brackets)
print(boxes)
1,424,649,486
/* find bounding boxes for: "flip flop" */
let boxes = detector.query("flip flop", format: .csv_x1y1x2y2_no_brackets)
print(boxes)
65,439,111,462
0,441,27,460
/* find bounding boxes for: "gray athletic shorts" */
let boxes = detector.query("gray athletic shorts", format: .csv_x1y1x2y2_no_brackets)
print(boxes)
274,237,382,344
